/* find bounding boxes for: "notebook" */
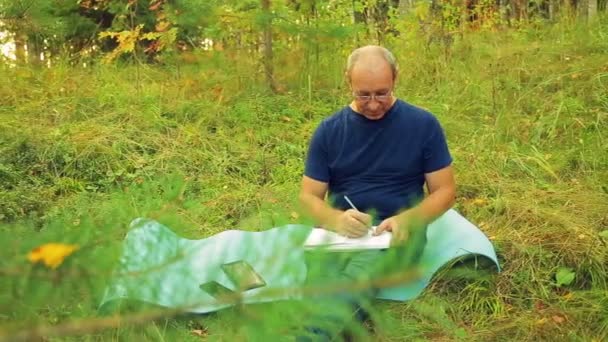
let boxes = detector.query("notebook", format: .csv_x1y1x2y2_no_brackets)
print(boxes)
303,227,392,251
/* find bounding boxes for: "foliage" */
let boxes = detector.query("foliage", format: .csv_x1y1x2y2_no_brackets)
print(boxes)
555,267,576,287
0,8,607,342
98,24,178,61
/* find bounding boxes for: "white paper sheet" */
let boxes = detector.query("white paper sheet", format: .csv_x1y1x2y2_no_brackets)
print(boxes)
303,227,392,250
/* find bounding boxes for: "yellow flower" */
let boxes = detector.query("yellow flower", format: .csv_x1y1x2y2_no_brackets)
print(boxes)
27,243,79,269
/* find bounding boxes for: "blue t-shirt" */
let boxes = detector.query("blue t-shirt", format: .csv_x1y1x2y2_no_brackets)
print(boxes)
304,99,452,223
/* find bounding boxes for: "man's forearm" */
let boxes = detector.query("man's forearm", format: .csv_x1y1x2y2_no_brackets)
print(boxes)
299,193,341,230
399,186,456,227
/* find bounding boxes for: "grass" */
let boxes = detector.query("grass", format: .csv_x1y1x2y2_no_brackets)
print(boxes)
0,16,607,341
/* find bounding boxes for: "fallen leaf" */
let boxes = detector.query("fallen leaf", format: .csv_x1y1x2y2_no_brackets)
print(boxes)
471,198,487,206
534,300,547,311
28,243,79,269
191,329,208,337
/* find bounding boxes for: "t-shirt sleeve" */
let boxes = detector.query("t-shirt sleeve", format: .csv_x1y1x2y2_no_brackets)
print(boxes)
423,115,453,173
304,122,330,182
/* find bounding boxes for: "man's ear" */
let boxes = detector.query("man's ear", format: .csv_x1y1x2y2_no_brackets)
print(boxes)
345,75,352,90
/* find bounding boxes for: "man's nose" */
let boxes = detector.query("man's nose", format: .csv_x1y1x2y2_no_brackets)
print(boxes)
368,100,380,110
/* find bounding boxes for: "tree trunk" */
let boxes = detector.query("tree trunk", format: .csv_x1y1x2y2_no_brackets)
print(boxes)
27,34,42,66
14,32,27,64
578,0,587,17
261,0,278,93
588,0,597,18
398,0,415,13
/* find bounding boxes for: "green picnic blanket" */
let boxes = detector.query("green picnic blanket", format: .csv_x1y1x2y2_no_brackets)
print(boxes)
99,209,499,313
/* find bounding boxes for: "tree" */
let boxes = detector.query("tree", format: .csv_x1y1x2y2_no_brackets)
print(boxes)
261,0,279,92
0,0,102,64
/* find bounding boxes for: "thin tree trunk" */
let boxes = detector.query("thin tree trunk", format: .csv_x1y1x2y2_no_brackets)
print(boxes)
398,0,413,14
14,32,27,64
261,0,278,93
578,0,587,17
28,34,42,65
588,0,597,18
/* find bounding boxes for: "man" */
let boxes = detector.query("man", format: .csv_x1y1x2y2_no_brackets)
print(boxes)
297,45,456,339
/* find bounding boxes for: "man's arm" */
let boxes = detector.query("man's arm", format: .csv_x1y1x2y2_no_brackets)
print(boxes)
299,176,371,237
299,176,339,228
407,164,456,225
374,165,456,242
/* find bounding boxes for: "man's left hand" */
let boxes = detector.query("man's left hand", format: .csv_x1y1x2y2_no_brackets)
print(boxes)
373,213,410,246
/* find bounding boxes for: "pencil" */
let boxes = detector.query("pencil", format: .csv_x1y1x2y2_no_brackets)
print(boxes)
343,195,358,211
344,195,375,233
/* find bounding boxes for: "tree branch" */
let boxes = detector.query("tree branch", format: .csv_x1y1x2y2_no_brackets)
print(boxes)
0,267,423,341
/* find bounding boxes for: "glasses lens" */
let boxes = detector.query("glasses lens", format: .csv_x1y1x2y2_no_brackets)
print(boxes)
354,91,391,102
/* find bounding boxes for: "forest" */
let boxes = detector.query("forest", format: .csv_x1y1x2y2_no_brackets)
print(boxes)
0,0,607,341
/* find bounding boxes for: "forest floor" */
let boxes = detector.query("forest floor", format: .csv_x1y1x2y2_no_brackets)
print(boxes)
0,18,607,341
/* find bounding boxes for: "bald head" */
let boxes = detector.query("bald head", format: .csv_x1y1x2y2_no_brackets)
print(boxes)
346,45,397,83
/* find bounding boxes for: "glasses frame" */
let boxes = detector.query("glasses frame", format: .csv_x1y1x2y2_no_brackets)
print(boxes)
352,90,393,103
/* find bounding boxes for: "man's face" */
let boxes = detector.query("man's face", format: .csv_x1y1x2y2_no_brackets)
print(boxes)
350,59,395,120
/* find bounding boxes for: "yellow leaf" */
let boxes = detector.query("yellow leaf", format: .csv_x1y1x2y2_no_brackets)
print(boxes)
141,32,163,41
28,243,79,269
191,328,208,337
98,31,118,39
155,21,171,32
471,198,487,206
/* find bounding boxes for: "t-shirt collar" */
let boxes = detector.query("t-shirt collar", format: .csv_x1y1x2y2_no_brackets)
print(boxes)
347,99,400,126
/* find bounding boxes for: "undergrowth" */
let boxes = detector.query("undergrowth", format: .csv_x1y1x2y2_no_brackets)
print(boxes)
0,17,606,341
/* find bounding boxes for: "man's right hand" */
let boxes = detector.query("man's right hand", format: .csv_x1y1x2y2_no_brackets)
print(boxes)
331,209,372,238
299,176,372,238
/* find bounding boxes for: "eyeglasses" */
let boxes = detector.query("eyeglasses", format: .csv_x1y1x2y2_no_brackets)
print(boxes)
353,91,392,102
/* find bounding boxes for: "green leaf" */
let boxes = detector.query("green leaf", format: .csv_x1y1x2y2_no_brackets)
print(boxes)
599,230,608,239
555,267,575,287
